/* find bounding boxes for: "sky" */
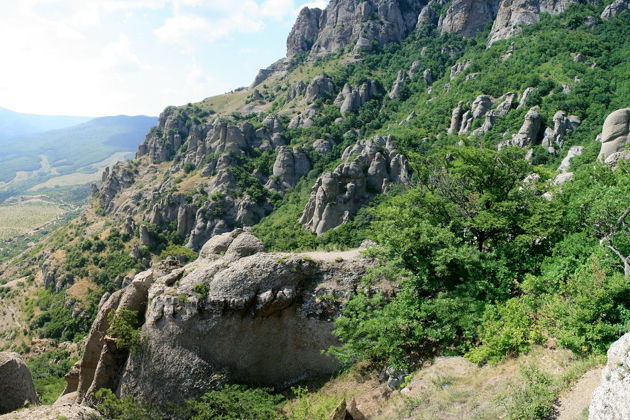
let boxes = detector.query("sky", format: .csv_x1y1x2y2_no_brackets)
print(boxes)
0,0,328,117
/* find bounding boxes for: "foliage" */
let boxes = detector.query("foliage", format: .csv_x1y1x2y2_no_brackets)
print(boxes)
92,388,159,420
27,349,77,404
160,244,198,263
107,309,142,352
187,384,285,420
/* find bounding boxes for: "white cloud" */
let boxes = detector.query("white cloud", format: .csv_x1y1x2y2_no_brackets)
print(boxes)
154,14,210,44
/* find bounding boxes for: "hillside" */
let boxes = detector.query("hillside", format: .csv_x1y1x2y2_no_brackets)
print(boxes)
0,107,89,142
0,115,157,200
1,0,630,419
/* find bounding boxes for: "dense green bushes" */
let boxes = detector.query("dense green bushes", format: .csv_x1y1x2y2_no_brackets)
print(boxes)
92,385,285,420
27,349,77,404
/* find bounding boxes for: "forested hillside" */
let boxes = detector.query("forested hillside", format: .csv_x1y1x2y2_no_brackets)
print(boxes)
1,1,630,419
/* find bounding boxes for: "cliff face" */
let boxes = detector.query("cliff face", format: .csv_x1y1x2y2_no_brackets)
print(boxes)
286,0,597,56
287,0,427,57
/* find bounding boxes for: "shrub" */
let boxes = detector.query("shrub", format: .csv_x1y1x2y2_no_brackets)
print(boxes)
107,309,142,352
186,384,284,420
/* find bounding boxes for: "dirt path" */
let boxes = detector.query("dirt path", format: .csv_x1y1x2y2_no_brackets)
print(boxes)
282,248,365,262
555,367,603,419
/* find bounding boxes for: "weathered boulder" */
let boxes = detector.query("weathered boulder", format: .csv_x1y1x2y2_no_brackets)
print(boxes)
598,108,630,163
313,139,335,155
287,7,323,57
558,145,583,173
305,74,335,103
71,230,372,407
601,0,630,20
518,87,536,108
0,352,38,414
471,95,494,120
300,136,411,235
589,333,630,419
287,81,307,102
474,92,516,134
265,147,311,194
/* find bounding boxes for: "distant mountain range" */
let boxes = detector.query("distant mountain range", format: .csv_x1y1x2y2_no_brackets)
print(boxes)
0,106,91,141
0,110,157,200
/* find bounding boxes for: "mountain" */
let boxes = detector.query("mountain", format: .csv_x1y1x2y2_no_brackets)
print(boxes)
0,106,90,141
0,115,157,199
1,1,630,418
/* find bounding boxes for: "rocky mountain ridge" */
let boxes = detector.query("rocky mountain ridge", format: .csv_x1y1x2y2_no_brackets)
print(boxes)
286,0,600,60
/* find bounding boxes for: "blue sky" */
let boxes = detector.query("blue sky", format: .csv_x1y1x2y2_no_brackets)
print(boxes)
0,0,328,117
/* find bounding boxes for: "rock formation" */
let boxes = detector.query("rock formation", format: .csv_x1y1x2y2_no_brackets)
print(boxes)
598,108,630,164
336,80,381,115
283,0,597,58
589,333,630,419
439,0,500,37
389,70,407,100
448,101,465,135
265,147,311,193
474,92,516,134
287,7,323,57
601,0,630,20
300,136,411,235
69,230,371,407
489,0,596,45
502,106,543,148
541,111,581,153
286,0,426,57
305,74,335,103
0,352,38,414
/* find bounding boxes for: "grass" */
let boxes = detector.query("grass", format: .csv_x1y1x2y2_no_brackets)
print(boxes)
0,202,64,240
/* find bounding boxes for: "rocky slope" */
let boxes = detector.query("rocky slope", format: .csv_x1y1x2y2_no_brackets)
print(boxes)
1,0,630,417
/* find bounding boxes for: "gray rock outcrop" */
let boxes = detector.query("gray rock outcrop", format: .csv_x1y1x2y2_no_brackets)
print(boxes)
417,1,441,27
300,136,411,235
598,108,630,163
489,0,594,45
439,0,500,37
541,111,581,153
305,74,335,103
287,7,323,57
71,231,372,407
265,147,311,193
502,106,543,148
0,352,38,414
389,70,407,100
589,333,630,419
336,80,381,115
0,393,99,420
287,0,426,57
601,0,630,20
448,101,465,135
